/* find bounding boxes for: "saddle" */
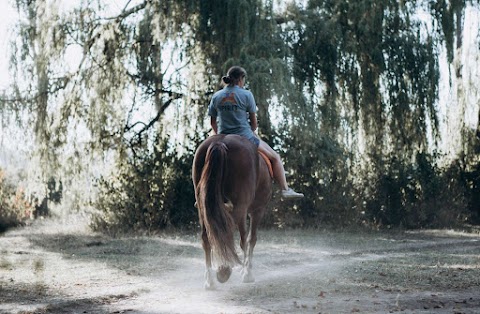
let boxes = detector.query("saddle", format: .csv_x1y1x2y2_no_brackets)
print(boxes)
258,151,274,178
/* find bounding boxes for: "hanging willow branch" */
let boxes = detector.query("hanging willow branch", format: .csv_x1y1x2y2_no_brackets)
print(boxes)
124,92,183,136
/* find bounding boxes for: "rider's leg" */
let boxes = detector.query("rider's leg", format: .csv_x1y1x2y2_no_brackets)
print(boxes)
258,140,303,199
258,140,288,189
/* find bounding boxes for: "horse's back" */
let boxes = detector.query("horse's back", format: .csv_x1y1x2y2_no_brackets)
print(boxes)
194,134,256,166
225,135,259,205
193,135,258,197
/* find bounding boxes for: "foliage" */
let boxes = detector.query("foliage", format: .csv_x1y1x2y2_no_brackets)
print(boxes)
463,162,480,223
357,153,470,229
0,169,33,232
0,0,479,232
91,136,198,235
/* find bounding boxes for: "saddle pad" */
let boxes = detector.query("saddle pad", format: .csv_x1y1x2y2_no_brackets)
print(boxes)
258,151,274,178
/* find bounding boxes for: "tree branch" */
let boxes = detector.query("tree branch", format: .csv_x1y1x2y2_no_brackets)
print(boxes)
100,0,149,22
122,89,183,152
134,93,183,137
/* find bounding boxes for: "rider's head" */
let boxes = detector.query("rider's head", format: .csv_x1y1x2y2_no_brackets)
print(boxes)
222,66,247,87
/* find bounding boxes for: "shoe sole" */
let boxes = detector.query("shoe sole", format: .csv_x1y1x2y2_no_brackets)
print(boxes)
282,195,304,199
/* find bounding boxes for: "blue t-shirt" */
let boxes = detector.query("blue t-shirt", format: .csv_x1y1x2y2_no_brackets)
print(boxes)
208,85,257,139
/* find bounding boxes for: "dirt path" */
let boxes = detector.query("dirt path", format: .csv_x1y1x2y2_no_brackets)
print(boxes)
1,216,479,314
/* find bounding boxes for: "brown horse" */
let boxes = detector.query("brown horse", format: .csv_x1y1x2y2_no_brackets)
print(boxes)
192,134,272,289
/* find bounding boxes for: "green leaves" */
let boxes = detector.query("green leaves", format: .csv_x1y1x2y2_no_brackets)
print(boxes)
1,0,478,230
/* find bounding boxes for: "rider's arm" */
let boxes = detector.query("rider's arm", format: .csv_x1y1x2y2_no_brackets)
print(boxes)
249,112,257,132
211,116,218,134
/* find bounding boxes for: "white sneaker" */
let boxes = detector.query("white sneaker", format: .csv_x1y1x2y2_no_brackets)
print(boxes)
281,188,304,199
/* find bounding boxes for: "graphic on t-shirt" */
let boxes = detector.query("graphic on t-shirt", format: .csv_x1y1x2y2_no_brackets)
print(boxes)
220,92,238,111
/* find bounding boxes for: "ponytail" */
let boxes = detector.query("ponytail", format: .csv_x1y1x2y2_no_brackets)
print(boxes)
222,76,232,85
221,66,246,86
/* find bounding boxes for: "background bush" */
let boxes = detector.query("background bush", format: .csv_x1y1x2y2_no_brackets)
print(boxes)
91,137,197,235
0,169,33,232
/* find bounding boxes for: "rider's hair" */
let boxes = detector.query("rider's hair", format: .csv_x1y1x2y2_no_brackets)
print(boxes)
222,66,246,86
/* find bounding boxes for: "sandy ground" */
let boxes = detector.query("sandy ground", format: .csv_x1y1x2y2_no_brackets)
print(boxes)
1,215,480,314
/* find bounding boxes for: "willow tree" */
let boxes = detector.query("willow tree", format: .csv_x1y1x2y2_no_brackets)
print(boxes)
1,0,479,229
196,0,300,144
1,0,204,213
278,0,480,227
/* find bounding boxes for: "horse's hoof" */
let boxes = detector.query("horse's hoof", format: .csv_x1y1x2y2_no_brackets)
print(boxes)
216,265,232,283
205,268,216,290
204,282,216,290
242,271,255,283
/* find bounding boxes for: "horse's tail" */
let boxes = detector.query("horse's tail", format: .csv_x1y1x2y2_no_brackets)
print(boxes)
197,141,240,265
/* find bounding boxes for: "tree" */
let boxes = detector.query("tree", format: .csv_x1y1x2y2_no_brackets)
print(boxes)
0,0,479,230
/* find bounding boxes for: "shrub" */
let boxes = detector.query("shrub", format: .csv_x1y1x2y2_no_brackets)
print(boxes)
91,137,198,235
359,153,470,229
0,169,33,232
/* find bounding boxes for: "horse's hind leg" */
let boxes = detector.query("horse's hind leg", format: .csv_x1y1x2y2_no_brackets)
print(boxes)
201,226,216,290
238,214,248,260
242,212,260,283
